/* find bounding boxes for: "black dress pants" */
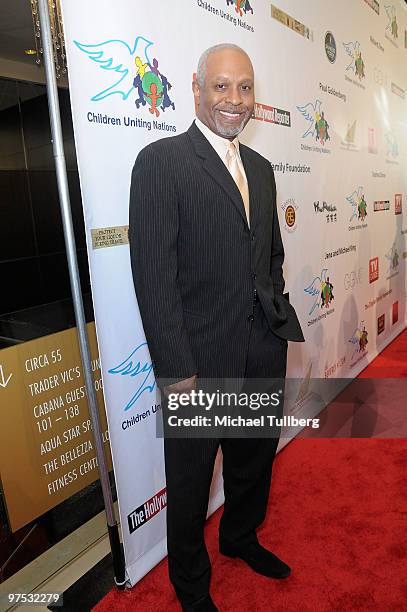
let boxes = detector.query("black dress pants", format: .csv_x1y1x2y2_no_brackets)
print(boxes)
163,301,288,609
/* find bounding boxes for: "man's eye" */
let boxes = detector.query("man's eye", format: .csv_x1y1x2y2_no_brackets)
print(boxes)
216,84,226,90
242,85,252,91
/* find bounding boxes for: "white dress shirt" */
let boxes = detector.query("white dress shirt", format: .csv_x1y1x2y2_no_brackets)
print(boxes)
194,117,248,185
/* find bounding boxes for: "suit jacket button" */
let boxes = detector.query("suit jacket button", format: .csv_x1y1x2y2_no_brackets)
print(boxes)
247,314,254,322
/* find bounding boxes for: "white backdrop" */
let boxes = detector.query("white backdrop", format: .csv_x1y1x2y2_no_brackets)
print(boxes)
61,0,407,586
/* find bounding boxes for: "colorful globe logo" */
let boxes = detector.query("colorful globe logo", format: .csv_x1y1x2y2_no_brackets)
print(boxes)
142,71,163,107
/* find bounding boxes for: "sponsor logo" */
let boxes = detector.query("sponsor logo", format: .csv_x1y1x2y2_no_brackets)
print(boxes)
314,200,337,223
304,269,335,318
91,226,129,250
346,187,368,228
319,81,346,102
326,245,356,259
365,289,392,311
392,301,399,325
349,321,369,364
368,127,378,154
373,66,387,86
325,31,337,62
373,200,390,212
385,131,399,160
343,41,366,88
297,100,331,151
226,0,254,16
281,198,298,232
369,257,379,283
128,488,167,534
271,161,311,174
364,0,380,15
344,267,363,290
291,362,313,410
75,36,177,132
377,314,385,335
341,120,359,151
391,82,405,99
370,35,384,51
325,355,346,378
395,194,402,215
224,0,255,30
385,243,399,278
270,4,313,40
198,1,255,32
385,4,399,46
253,103,291,126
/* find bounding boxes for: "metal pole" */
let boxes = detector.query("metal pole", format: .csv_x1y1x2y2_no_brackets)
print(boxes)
37,0,125,588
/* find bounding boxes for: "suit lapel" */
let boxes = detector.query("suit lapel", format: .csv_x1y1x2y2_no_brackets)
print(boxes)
187,122,249,227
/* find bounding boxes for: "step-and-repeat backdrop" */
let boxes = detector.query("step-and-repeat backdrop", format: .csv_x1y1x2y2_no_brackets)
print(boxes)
61,0,407,586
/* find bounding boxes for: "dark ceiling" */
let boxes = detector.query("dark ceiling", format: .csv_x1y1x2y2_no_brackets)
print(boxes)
0,0,39,65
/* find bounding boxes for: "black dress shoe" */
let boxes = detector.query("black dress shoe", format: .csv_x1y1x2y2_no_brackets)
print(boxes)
182,594,219,612
219,542,291,579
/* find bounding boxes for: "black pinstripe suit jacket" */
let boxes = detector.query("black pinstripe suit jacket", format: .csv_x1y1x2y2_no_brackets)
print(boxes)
129,121,304,386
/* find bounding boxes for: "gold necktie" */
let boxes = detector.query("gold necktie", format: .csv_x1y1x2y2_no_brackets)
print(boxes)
226,141,250,227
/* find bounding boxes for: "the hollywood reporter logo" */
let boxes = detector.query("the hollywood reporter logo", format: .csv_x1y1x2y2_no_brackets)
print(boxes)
128,488,167,534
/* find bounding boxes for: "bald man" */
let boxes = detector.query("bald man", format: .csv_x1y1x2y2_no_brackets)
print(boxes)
129,44,304,611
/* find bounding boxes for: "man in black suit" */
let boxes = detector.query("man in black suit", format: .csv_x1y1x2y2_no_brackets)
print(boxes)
129,43,304,612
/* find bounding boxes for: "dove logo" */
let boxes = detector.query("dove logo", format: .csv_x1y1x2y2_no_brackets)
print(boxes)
343,41,365,85
108,342,157,412
74,36,175,121
345,187,368,230
385,243,399,279
385,5,399,46
304,269,335,324
297,100,332,152
349,322,369,364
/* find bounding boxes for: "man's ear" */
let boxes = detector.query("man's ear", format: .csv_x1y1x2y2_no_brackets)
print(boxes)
192,78,200,112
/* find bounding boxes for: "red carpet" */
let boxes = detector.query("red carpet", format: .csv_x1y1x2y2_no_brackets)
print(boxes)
358,328,407,378
94,329,407,611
